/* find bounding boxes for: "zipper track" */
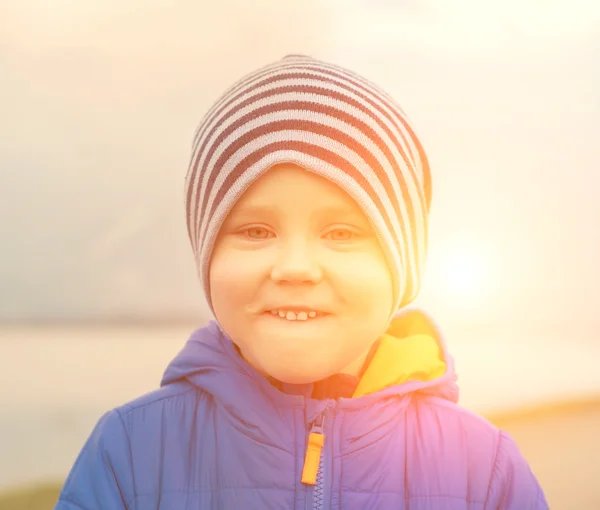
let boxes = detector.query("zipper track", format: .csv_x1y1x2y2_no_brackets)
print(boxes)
313,450,325,510
305,404,332,510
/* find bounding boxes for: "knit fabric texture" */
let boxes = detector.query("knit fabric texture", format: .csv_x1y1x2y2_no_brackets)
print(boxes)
184,54,432,316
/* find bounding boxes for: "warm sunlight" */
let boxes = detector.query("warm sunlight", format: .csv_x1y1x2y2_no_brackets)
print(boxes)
442,249,488,300
421,238,495,313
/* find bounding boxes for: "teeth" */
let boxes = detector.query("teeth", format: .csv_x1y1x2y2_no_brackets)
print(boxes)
269,309,321,321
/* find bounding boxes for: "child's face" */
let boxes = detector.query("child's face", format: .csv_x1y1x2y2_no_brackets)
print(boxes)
209,163,394,384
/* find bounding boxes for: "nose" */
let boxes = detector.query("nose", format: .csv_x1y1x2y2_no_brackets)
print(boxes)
270,239,323,284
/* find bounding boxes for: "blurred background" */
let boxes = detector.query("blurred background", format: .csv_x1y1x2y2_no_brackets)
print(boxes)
1,0,599,508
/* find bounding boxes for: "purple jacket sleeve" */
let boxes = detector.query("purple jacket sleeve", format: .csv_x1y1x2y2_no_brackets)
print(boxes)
486,431,549,509
54,410,134,510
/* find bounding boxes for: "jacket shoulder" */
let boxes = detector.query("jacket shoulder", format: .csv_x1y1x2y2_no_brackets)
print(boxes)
56,409,134,509
408,396,547,508
117,381,198,415
415,395,501,432
406,396,500,502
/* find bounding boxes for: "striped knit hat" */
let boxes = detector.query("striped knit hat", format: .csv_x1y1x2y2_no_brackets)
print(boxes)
184,54,432,318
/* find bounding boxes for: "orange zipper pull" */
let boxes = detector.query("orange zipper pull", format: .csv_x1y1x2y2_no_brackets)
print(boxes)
301,416,325,485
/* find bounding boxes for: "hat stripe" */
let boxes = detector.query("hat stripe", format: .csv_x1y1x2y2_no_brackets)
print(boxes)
193,79,423,201
193,66,421,174
189,82,426,256
191,59,319,148
196,113,420,275
269,65,420,165
198,128,408,267
197,98,422,238
186,66,427,248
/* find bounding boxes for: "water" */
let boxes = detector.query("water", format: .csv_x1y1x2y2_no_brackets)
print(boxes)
1,323,600,490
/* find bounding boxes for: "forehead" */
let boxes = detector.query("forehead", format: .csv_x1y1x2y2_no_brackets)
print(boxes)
230,164,363,217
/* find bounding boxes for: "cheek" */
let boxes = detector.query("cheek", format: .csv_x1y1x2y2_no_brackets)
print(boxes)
209,248,265,307
330,253,393,308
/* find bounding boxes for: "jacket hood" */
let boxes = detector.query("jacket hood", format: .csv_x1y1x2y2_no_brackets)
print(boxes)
161,308,459,417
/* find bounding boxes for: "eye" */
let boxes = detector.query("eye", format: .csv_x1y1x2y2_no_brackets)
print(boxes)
242,227,273,240
325,228,356,242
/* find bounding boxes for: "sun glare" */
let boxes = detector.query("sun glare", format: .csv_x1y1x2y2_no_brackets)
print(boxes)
443,251,486,298
422,240,496,313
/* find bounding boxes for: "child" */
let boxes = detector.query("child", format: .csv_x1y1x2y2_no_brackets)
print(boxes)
55,55,548,509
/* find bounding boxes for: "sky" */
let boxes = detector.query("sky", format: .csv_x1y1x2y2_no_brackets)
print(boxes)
1,0,599,328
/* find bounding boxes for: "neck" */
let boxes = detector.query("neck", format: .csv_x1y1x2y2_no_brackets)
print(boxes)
233,338,381,385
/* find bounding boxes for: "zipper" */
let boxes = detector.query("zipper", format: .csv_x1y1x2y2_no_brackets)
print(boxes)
301,412,327,510
313,444,325,510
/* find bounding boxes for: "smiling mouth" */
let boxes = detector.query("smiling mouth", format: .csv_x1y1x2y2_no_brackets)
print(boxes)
262,310,329,322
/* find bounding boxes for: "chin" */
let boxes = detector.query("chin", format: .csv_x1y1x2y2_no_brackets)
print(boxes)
262,362,337,384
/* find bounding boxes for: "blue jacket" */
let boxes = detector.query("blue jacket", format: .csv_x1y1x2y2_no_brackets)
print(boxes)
55,309,548,509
